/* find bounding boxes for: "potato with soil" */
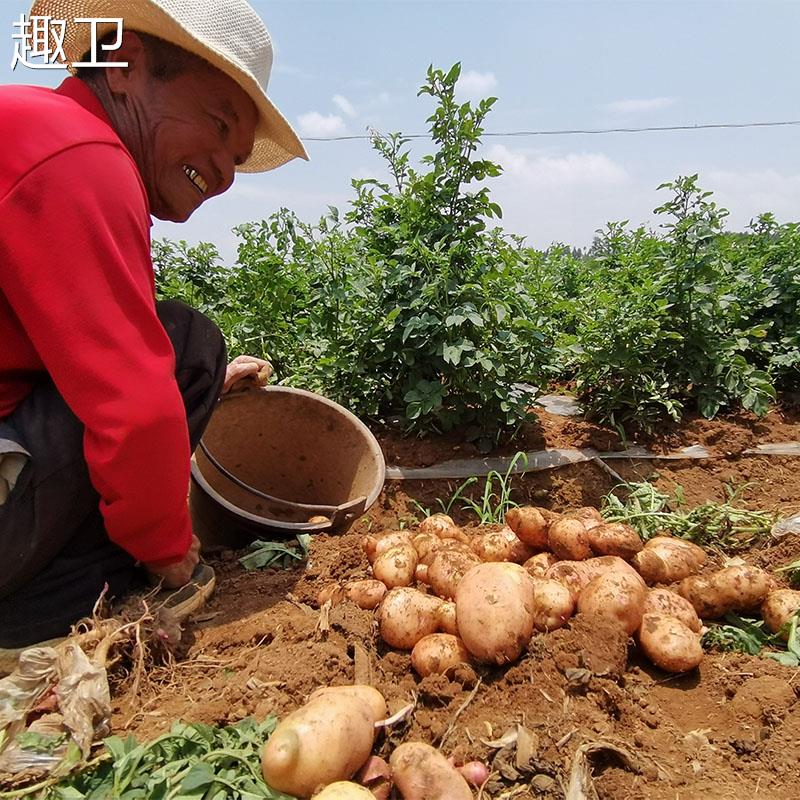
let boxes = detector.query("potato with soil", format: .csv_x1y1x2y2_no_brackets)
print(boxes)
546,556,642,600
678,564,773,619
363,531,413,564
638,613,703,673
345,579,387,610
578,572,647,635
390,742,473,800
632,536,706,584
427,549,481,600
761,588,800,640
642,588,702,633
436,600,458,635
411,633,472,676
418,513,468,542
411,532,444,565
261,685,386,798
456,562,536,664
378,587,444,649
531,578,575,632
523,552,558,578
505,506,550,549
471,526,534,564
563,506,604,530
313,783,376,799
586,522,643,560
372,543,418,588
547,517,592,561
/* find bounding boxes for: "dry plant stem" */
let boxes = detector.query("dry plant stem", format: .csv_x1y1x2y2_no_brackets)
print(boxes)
436,678,483,748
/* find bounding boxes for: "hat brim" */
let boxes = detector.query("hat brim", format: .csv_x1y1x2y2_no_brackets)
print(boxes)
29,0,308,172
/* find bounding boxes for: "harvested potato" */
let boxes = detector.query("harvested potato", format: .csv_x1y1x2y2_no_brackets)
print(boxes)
505,506,550,549
578,572,646,635
548,518,592,561
545,560,593,600
427,549,481,600
418,513,468,542
415,563,430,584
378,588,444,649
632,536,706,584
523,552,558,578
412,532,444,565
436,601,458,635
363,531,413,564
563,506,604,530
390,742,472,800
678,565,773,619
471,526,534,564
584,556,646,586
638,613,703,673
411,633,472,676
344,579,387,610
308,515,331,525
354,757,392,800
531,578,574,632
586,523,643,560
372,543,418,588
317,583,346,607
762,589,800,640
642,588,701,633
261,685,386,798
313,782,375,799
456,562,536,664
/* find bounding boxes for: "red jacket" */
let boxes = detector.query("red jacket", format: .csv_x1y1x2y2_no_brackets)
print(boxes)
0,77,191,566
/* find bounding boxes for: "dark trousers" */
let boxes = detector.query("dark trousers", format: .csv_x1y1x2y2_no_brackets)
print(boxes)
0,301,226,647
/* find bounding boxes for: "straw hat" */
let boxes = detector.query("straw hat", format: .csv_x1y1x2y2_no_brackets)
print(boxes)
29,0,308,172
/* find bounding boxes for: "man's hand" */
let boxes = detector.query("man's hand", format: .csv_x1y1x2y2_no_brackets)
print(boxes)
145,534,201,588
223,355,273,394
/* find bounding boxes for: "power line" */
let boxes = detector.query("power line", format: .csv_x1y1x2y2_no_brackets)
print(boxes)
302,119,800,141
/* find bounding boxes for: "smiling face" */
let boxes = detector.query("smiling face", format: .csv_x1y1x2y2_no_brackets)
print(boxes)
99,33,259,222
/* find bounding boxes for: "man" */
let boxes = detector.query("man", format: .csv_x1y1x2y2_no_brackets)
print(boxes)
0,0,307,668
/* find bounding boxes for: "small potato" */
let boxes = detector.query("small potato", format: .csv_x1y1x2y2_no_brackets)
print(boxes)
586,523,643,560
531,578,575,632
427,549,481,600
638,613,703,673
471,527,534,564
390,742,472,800
261,685,386,798
344,579,387,610
372,544,418,588
411,633,472,677
762,589,800,640
642,588,702,633
523,552,558,578
456,562,536,664
563,506,604,530
378,587,444,649
678,565,773,619
363,531,413,564
548,518,592,561
505,506,550,549
578,572,646,635
412,532,444,565
436,601,458,635
313,782,375,799
317,583,345,607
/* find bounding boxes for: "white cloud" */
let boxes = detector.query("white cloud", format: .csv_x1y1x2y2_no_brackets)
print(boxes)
297,111,347,138
704,168,800,228
333,94,357,118
456,70,497,100
604,97,677,113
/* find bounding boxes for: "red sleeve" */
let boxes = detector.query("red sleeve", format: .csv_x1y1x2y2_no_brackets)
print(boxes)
0,142,192,565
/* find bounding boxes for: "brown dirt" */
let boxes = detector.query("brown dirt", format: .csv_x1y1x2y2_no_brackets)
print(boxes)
110,413,800,800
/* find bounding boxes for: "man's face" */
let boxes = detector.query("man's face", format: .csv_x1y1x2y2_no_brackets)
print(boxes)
131,62,259,222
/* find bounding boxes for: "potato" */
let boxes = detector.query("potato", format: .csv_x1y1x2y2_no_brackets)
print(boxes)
419,513,468,542
563,506,604,530
471,526,534,564
505,506,550,549
523,552,558,578
317,583,346,607
411,633,472,677
427,549,480,600
531,579,574,632
313,782,375,799
261,685,386,798
363,531,413,564
548,518,592,561
412,532,444,565
545,560,593,600
761,589,800,640
632,536,706,584
378,587,444,649
456,562,536,664
578,573,646,635
638,613,703,673
344,579,387,610
436,601,458,635
584,556,646,586
678,565,773,619
390,742,472,800
415,563,430,584
586,523,643,560
372,543,418,588
642,588,701,633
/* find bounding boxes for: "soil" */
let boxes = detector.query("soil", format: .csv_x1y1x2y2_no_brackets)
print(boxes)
110,409,800,800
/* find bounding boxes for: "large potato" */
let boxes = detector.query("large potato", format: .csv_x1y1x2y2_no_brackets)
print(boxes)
577,573,646,635
411,633,472,677
372,543,418,588
378,588,444,649
523,552,558,578
505,506,550,549
642,588,701,633
390,742,472,800
548,518,592,561
456,562,536,664
363,531,413,564
531,579,574,632
563,506,604,530
427,549,480,600
761,589,800,640
587,523,643,560
638,613,703,673
261,685,386,798
313,782,376,799
632,536,706,584
678,565,773,619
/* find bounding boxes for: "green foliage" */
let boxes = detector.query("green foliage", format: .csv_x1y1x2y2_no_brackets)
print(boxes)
239,534,311,570
702,611,800,667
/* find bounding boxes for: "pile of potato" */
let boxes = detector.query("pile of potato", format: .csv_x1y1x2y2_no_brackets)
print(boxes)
318,508,800,677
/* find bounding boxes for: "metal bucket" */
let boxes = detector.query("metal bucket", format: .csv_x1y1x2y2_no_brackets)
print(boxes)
190,387,385,545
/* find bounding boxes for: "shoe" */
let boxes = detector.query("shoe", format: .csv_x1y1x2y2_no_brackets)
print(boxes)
154,563,216,622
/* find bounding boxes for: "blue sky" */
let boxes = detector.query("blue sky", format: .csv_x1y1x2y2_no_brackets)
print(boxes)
3,0,799,263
